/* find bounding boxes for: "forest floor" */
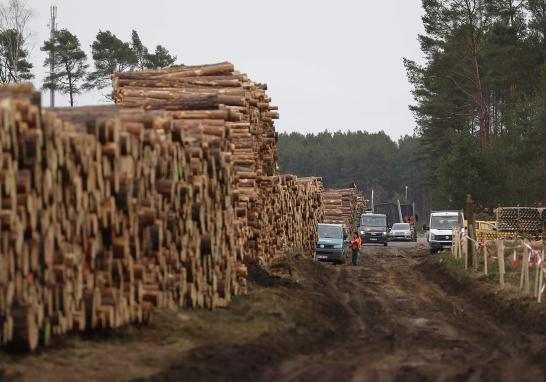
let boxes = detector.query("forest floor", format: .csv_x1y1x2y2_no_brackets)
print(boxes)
2,243,546,382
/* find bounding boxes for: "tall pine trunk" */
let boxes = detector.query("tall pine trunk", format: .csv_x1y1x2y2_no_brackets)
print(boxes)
67,69,74,107
470,32,487,151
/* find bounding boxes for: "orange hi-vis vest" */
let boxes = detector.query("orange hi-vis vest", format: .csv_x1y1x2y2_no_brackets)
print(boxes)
351,237,362,251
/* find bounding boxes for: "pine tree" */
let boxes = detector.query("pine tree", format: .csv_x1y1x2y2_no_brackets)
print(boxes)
420,0,491,149
41,29,88,107
0,0,34,83
86,30,137,91
145,45,176,69
131,30,148,70
526,0,546,47
0,29,33,83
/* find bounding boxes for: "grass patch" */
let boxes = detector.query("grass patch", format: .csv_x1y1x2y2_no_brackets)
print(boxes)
440,249,524,287
437,250,546,307
439,252,465,272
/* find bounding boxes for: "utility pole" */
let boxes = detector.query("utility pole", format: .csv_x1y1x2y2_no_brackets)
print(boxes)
48,5,57,107
405,185,408,201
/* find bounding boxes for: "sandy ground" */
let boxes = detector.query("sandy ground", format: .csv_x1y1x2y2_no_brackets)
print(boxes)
2,242,546,382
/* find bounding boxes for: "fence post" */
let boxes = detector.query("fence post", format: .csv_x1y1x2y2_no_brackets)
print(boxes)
465,194,476,270
537,249,545,303
498,240,505,289
484,241,488,276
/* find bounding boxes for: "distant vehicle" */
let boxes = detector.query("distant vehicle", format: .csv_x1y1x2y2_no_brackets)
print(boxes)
374,203,400,229
424,211,465,254
316,224,346,264
359,213,388,246
388,223,416,242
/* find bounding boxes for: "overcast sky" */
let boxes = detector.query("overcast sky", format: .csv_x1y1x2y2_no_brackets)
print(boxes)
24,0,425,139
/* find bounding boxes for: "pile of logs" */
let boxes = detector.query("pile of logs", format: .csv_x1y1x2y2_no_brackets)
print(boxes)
497,207,544,235
0,63,327,350
112,62,321,264
322,187,366,234
0,85,249,350
255,176,323,263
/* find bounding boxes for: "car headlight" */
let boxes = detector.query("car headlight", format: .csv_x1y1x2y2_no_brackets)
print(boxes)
360,230,365,235
334,244,343,249
382,232,387,235
430,234,436,240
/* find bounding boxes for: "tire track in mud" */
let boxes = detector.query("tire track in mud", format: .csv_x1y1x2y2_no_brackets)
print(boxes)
138,244,546,382
270,245,546,382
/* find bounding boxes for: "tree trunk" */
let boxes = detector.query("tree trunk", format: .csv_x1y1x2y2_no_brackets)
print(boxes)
67,69,74,107
470,33,487,150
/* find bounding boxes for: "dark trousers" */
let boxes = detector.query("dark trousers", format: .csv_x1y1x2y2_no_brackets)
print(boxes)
352,249,360,266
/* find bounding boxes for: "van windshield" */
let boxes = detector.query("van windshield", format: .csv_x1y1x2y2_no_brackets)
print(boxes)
318,225,343,239
431,215,459,230
361,215,386,227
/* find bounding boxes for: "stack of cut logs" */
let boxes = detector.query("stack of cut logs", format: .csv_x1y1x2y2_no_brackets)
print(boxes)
0,86,246,350
111,62,267,263
497,207,543,235
0,63,326,350
112,62,321,264
255,176,324,263
322,188,366,234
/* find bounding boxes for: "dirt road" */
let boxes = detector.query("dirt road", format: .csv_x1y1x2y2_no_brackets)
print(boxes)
265,245,546,382
2,243,546,381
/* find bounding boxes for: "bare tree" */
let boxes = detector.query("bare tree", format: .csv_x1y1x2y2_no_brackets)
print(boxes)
0,0,33,82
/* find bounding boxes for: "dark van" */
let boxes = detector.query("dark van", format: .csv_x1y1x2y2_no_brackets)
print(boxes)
359,213,388,246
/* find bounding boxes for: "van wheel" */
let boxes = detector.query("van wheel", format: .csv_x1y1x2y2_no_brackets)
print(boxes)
384,242,388,247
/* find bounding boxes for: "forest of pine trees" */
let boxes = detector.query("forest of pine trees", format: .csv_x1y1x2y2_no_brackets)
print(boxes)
280,0,546,212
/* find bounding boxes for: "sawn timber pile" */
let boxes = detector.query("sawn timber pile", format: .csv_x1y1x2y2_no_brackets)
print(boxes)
0,63,324,351
322,188,365,234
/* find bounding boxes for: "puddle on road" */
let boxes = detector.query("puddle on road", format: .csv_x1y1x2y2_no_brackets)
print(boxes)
409,318,431,327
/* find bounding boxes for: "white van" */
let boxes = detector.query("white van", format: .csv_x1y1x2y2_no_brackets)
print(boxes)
425,211,465,254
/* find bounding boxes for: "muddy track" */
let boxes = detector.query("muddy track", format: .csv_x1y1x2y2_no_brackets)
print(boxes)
268,246,546,381
144,245,546,382
6,245,546,381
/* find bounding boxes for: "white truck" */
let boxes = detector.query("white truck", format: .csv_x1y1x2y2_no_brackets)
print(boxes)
425,210,465,254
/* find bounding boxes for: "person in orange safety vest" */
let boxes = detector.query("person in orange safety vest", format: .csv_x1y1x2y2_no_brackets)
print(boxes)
350,232,362,266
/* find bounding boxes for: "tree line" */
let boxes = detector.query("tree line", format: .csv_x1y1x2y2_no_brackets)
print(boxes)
280,0,546,212
278,131,431,214
0,0,178,105
404,0,546,209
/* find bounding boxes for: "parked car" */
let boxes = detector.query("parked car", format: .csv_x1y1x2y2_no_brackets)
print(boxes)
359,213,388,246
316,224,346,264
388,223,416,242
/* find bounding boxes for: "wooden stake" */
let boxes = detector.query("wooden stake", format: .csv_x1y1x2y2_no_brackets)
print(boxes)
483,241,488,276
465,194,475,268
538,249,546,303
464,235,469,269
534,247,540,299
498,240,505,289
